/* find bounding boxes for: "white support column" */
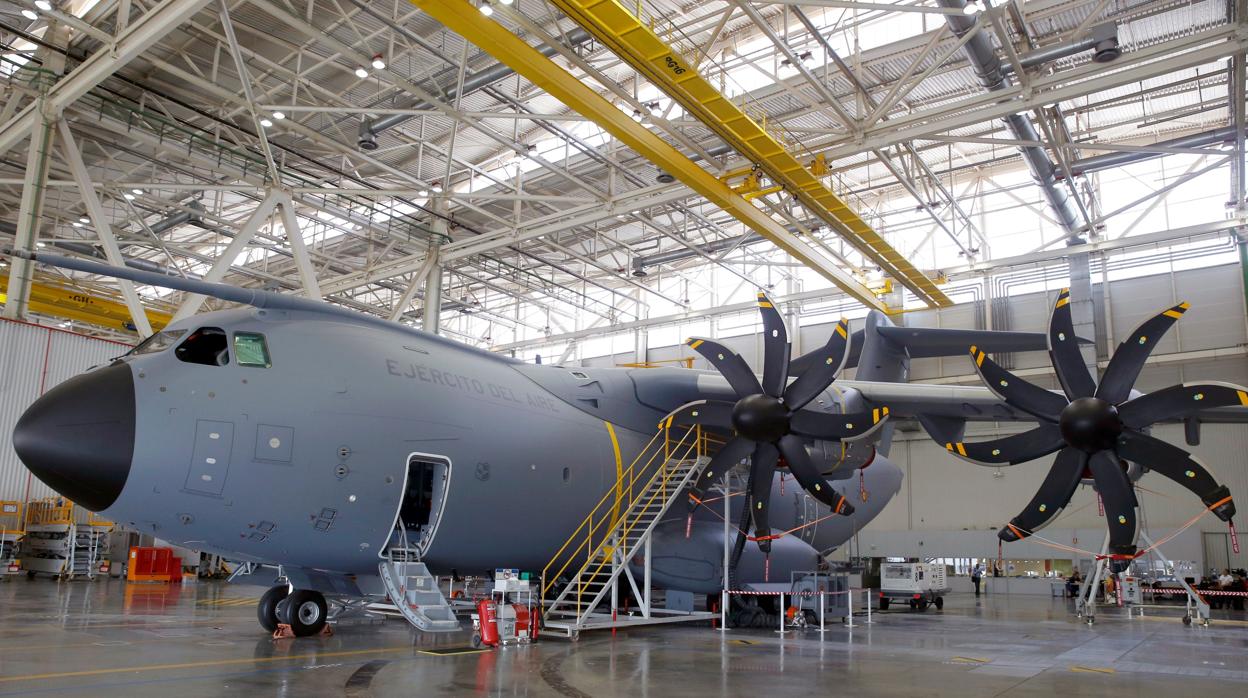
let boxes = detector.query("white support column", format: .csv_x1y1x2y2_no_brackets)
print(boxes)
57,120,153,336
275,194,320,299
387,248,438,322
172,194,277,321
2,110,51,321
0,0,213,157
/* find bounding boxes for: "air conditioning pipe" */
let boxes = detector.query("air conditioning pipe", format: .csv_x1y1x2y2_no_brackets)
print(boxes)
937,0,1119,235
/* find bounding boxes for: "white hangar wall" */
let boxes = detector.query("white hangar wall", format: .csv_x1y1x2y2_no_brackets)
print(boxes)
580,263,1248,566
0,319,130,503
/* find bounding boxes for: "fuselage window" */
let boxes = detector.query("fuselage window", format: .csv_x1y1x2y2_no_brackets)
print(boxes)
175,327,230,366
126,329,187,357
233,332,272,368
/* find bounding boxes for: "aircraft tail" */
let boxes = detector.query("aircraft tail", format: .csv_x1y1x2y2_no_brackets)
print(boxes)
789,310,1084,456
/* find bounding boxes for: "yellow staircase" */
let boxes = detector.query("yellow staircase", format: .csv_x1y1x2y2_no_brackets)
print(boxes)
541,424,719,638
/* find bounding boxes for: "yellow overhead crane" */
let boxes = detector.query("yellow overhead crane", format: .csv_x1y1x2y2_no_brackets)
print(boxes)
410,0,892,312
0,274,170,334
540,0,951,308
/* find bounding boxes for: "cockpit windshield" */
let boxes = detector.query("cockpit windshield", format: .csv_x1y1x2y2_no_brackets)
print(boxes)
176,327,230,366
125,329,187,357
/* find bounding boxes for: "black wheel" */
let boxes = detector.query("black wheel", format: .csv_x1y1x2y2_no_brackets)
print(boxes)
471,633,483,649
1182,615,1192,626
908,599,917,610
878,598,890,611
280,589,328,637
257,585,289,633
918,599,929,611
934,597,944,610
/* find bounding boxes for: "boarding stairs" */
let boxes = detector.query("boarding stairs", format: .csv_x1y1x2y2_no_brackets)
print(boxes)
378,523,461,632
541,425,718,639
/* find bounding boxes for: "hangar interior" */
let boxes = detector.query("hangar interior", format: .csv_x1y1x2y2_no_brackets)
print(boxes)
0,0,1247,695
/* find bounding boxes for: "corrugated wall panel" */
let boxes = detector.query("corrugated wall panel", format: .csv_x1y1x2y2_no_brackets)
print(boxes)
0,320,130,502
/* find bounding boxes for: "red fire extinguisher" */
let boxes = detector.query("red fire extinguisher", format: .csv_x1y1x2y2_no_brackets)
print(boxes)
473,599,499,648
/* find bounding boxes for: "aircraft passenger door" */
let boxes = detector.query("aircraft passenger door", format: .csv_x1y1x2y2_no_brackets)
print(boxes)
396,454,451,557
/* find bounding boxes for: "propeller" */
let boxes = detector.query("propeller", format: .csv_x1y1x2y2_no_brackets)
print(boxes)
666,292,890,553
941,289,1239,567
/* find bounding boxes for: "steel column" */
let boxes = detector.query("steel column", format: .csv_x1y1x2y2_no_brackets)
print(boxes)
57,121,154,336
2,109,54,321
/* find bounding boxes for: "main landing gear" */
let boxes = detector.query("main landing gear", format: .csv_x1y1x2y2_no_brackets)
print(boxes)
258,585,329,637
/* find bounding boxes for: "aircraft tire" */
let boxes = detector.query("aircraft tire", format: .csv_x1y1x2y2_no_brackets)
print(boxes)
934,597,944,610
283,589,328,637
878,598,889,611
257,585,289,632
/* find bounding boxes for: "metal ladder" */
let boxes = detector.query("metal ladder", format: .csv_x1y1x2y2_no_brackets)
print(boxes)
541,425,715,638
378,522,460,632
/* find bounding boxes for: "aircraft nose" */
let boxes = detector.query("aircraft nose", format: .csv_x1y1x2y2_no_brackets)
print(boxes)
12,362,135,512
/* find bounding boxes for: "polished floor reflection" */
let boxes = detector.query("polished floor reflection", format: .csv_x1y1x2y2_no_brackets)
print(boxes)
0,578,1245,696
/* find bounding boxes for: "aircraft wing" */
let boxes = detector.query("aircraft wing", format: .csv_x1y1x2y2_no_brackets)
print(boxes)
836,380,1035,422
840,379,1248,424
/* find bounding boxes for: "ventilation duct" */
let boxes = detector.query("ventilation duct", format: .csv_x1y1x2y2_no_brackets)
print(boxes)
938,0,1118,236
1059,127,1241,178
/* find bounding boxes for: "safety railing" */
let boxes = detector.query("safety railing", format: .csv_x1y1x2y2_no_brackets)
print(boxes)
25,498,74,527
0,501,22,535
540,422,718,607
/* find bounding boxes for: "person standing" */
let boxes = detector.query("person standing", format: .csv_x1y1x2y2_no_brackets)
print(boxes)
972,562,984,597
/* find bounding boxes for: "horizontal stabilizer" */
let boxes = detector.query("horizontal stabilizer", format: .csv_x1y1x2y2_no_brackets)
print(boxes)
793,325,1088,375
873,325,1090,360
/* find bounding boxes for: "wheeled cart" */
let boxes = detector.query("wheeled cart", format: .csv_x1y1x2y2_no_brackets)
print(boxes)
878,562,948,611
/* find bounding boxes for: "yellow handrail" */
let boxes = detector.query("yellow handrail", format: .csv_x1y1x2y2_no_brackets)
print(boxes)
541,421,724,614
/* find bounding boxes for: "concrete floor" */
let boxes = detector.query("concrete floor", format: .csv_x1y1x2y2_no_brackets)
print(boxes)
0,578,1246,696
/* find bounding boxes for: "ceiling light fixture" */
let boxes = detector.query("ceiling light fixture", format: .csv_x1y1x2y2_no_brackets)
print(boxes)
479,3,494,16
79,217,89,223
21,9,37,20
272,111,286,120
260,118,273,128
34,1,52,11
498,0,513,5
371,55,386,70
963,0,983,15
131,188,144,195
123,193,136,201
354,67,369,79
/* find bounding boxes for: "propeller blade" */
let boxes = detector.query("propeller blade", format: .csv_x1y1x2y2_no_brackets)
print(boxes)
944,424,1065,466
1047,288,1097,400
790,407,891,442
661,400,735,430
1097,302,1188,404
756,292,790,398
782,318,851,410
998,447,1087,542
747,442,780,553
1119,382,1248,429
686,337,763,398
778,434,854,515
970,346,1067,421
686,436,754,511
1087,449,1140,559
1115,430,1236,521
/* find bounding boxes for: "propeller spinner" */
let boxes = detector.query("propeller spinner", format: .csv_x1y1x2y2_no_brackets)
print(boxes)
943,289,1239,566
666,293,890,553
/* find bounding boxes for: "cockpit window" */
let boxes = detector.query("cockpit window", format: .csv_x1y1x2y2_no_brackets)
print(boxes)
127,329,187,357
175,327,230,366
233,332,271,368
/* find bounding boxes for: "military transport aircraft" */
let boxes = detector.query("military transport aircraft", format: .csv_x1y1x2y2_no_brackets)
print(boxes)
6,249,1241,636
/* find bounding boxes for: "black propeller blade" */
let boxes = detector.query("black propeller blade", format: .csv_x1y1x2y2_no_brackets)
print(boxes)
998,447,1087,542
670,293,887,552
943,424,1064,466
1047,288,1097,400
950,290,1240,563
